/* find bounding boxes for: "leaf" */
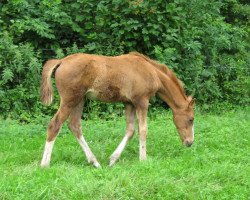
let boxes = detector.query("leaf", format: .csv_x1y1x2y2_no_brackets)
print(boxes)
2,68,13,83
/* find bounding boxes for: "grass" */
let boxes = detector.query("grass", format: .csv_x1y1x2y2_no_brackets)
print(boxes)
0,108,249,199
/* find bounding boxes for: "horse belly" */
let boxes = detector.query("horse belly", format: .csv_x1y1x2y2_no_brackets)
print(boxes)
85,86,130,103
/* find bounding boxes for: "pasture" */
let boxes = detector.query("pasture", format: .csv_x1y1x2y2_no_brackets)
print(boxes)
0,108,249,199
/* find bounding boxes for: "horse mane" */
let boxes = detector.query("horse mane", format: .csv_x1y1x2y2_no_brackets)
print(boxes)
129,52,187,99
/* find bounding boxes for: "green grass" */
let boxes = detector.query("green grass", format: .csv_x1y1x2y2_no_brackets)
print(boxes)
0,109,249,199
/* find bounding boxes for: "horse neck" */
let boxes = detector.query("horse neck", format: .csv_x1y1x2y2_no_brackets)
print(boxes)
157,72,188,111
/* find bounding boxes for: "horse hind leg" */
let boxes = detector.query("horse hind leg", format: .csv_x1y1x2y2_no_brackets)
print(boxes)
68,101,100,168
41,103,73,167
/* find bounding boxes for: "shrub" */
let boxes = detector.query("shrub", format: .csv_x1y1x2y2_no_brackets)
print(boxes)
0,0,249,119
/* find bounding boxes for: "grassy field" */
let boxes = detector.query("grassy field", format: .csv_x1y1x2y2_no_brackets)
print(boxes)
0,108,249,199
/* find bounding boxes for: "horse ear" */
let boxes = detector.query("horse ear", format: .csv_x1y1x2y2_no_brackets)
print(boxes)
189,98,196,107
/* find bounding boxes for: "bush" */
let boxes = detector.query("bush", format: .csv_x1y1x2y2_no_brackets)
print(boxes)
0,0,249,119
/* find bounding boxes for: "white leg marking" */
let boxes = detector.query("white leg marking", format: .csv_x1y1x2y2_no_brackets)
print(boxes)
139,139,147,160
41,140,55,167
139,123,147,161
109,135,129,166
77,135,100,168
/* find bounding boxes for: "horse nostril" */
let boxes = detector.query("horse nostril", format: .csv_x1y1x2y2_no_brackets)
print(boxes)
185,141,193,147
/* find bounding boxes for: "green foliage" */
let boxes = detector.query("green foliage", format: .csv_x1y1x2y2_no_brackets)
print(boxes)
0,109,249,199
0,32,42,118
0,0,249,118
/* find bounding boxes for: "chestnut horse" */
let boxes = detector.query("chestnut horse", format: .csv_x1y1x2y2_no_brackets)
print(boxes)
40,52,195,167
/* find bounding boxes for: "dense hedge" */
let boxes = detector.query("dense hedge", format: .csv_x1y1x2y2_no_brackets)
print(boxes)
0,0,249,119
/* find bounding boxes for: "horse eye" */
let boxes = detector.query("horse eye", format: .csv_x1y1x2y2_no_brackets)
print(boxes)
189,118,194,123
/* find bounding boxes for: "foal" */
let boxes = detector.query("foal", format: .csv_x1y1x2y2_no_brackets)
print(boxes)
40,52,195,167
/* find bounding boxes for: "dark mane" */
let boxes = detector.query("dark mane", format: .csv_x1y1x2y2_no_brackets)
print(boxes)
129,52,187,99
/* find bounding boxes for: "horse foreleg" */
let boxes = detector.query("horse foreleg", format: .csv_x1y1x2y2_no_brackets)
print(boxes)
109,104,135,166
136,100,149,161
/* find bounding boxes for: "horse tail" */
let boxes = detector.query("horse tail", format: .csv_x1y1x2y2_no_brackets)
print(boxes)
40,59,62,106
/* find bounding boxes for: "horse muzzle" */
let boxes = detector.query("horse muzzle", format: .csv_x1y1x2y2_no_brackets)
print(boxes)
183,140,193,147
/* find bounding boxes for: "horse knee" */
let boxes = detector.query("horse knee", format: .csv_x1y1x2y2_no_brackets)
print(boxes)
127,127,135,139
139,131,147,141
